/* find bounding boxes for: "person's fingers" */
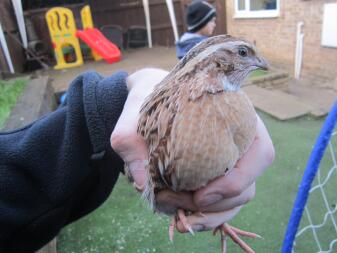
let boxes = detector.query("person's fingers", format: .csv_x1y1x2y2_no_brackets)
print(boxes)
193,168,249,208
198,183,255,213
155,189,199,214
155,184,254,217
176,206,242,233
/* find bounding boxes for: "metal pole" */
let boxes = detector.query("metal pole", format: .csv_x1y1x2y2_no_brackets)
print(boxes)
11,0,28,49
142,0,153,48
165,0,179,42
0,23,15,74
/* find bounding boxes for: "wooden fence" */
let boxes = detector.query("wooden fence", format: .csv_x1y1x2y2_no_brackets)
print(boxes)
0,0,226,74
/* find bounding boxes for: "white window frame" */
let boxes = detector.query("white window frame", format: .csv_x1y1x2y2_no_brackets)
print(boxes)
321,3,337,48
234,0,280,19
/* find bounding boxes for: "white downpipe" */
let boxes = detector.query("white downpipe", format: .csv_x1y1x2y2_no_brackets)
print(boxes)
165,0,179,42
142,0,153,48
294,21,304,79
0,23,15,73
12,0,28,49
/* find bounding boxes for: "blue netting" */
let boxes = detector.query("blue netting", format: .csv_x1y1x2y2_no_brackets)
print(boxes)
282,101,337,253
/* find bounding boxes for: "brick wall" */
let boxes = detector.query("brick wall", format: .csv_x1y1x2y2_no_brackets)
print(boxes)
226,0,337,84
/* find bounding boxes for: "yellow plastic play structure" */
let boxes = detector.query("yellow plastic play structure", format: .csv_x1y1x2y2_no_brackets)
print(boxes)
46,5,121,69
81,5,102,61
46,7,83,69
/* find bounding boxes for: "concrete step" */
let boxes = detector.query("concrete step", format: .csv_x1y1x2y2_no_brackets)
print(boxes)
243,85,311,120
245,71,290,90
3,75,56,131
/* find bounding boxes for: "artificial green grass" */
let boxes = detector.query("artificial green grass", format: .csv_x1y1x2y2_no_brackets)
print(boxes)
58,112,332,253
0,78,27,129
249,69,268,78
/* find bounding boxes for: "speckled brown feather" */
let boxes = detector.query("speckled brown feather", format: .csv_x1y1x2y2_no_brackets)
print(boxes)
136,35,258,211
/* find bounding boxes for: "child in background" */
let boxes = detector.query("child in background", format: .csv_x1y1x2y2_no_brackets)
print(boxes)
176,1,217,59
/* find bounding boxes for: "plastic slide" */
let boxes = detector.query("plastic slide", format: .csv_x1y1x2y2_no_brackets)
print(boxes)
76,28,121,64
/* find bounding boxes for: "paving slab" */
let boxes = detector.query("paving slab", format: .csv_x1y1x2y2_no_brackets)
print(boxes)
243,85,311,120
284,80,337,117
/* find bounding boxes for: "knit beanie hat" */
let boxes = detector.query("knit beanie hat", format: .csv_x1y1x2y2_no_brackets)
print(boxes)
186,1,216,32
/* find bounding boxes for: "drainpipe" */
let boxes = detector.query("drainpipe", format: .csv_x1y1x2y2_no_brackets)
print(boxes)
294,21,304,79
142,0,153,48
0,23,15,74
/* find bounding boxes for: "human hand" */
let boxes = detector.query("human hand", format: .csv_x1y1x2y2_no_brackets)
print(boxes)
173,185,254,233
110,68,169,189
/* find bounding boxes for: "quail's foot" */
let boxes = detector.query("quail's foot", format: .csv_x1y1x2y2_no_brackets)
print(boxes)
168,209,195,242
213,223,262,253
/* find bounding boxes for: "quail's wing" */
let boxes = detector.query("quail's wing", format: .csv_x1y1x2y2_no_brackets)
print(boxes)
137,82,182,191
138,72,231,191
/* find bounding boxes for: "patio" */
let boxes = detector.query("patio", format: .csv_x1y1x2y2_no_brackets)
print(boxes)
48,46,337,121
48,46,178,92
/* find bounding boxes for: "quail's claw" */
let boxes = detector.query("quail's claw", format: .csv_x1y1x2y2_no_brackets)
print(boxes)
169,217,176,242
221,230,227,253
177,209,195,236
213,226,221,236
167,209,194,243
222,223,255,253
230,225,262,239
187,226,195,235
214,223,260,253
195,211,207,218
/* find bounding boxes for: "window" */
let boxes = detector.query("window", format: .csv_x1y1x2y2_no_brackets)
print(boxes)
321,3,337,48
234,0,279,19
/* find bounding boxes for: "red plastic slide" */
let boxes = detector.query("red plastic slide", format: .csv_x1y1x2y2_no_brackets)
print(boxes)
76,28,121,64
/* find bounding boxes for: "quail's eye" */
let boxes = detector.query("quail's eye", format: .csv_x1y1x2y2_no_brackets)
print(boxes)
238,47,248,57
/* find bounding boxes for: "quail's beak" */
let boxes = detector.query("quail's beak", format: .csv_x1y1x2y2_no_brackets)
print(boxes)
255,56,269,71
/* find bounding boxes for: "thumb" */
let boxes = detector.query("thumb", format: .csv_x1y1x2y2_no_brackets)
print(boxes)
128,160,148,191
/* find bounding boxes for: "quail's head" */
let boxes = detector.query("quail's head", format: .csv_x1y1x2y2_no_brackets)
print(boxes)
178,35,269,92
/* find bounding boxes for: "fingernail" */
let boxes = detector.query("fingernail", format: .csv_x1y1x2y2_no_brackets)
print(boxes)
133,182,145,192
192,224,205,232
187,225,195,236
128,161,147,188
256,234,263,239
199,194,222,207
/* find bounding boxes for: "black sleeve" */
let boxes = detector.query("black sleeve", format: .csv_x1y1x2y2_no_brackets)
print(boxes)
0,71,128,253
